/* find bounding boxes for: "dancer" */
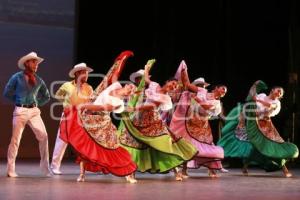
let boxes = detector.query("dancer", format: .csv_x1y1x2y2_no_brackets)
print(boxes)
160,60,188,125
218,80,299,177
3,52,52,177
119,60,197,181
59,51,137,183
169,67,226,178
50,63,93,175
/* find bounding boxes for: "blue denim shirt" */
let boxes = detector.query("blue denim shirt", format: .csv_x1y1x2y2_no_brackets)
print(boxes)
3,71,50,106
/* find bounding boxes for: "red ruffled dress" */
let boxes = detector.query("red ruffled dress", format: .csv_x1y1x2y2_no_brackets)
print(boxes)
60,106,137,176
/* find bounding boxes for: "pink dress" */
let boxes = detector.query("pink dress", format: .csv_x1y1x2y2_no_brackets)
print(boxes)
169,89,224,169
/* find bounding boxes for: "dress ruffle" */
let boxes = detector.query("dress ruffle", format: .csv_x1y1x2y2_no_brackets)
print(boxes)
60,107,137,176
169,91,223,170
246,103,299,160
120,111,197,173
218,104,254,158
218,80,299,172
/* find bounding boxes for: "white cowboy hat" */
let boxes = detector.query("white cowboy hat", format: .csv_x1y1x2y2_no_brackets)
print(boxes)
192,77,210,87
17,52,44,70
69,62,93,78
129,69,144,82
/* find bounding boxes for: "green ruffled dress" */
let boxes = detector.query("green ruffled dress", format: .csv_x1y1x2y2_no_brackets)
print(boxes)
218,81,298,171
118,63,197,173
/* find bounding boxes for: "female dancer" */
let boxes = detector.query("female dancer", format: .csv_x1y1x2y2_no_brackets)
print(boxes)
169,68,226,178
218,80,298,177
60,51,138,183
119,60,197,181
60,82,138,183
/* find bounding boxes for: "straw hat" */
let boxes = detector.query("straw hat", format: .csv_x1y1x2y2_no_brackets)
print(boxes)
69,63,93,78
18,52,44,69
129,69,144,82
192,77,210,87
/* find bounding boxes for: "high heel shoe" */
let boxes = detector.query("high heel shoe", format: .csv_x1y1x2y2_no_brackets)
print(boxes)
220,168,229,173
284,172,292,178
181,170,189,179
175,172,183,181
77,173,85,182
282,165,292,178
125,175,137,184
208,169,218,178
7,172,18,178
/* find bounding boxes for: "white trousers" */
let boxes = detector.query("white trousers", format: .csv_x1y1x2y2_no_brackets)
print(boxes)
50,113,68,170
7,107,50,174
50,127,68,170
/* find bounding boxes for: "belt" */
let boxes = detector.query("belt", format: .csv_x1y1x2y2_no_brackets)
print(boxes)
16,103,37,108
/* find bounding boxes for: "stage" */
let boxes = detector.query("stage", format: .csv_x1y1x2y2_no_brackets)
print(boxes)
0,160,299,200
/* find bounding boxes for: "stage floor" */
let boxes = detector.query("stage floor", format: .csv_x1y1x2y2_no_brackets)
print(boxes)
0,160,299,200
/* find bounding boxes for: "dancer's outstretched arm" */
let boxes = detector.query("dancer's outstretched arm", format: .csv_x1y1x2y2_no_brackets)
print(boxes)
181,68,198,93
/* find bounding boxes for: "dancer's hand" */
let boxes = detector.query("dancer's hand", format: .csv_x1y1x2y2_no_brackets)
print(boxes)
145,63,151,72
126,106,135,112
252,95,257,101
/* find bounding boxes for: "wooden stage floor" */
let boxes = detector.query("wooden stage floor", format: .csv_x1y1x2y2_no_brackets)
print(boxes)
0,159,299,200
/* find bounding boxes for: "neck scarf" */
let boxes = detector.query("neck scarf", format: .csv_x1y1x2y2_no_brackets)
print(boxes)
24,70,36,86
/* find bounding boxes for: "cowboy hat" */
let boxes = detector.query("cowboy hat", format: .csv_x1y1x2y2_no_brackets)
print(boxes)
69,63,93,78
129,69,144,82
192,77,210,87
17,52,44,70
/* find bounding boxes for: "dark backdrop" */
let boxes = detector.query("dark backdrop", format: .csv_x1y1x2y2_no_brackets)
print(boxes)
76,0,300,150
0,0,75,158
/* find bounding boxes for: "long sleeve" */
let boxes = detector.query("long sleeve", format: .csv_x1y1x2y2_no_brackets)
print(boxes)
54,83,69,102
3,74,17,102
269,100,281,117
144,81,172,111
93,82,124,113
36,79,50,106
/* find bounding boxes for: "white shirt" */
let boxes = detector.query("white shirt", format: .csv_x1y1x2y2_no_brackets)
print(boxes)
256,93,281,117
144,81,173,111
93,82,125,113
196,87,222,117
